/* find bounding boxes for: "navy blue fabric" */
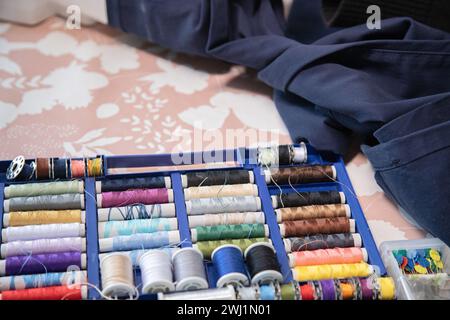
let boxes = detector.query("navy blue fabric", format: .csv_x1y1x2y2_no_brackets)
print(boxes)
107,0,450,243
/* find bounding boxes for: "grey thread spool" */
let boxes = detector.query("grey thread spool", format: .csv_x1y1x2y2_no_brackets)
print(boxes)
158,285,237,300
139,250,175,294
186,196,261,215
172,248,208,291
4,193,84,212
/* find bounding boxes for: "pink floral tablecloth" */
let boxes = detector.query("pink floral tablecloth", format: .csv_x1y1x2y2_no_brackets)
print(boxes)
0,17,427,246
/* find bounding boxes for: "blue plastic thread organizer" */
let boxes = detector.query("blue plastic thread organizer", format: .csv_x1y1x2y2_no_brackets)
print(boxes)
0,145,386,300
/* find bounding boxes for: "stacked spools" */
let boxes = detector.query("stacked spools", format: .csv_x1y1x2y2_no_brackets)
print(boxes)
6,156,103,181
267,164,380,290
0,180,87,300
95,175,185,298
182,169,271,258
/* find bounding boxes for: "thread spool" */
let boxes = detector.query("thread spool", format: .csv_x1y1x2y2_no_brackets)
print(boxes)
96,176,171,193
186,196,261,215
280,281,299,300
70,159,85,178
265,165,336,185
244,243,283,285
0,251,87,276
35,158,51,180
0,285,87,300
272,191,345,208
288,247,367,267
193,238,270,260
358,277,375,300
1,237,86,258
97,189,173,208
52,158,68,179
182,170,254,188
191,224,269,242
2,223,85,242
139,250,175,294
97,203,176,221
377,277,395,300
319,279,336,300
284,233,361,252
4,193,85,212
99,231,180,253
3,210,85,227
98,218,178,238
257,143,307,166
236,285,259,300
259,283,278,300
299,282,316,300
99,248,179,268
184,184,258,200
276,204,350,222
337,279,357,300
280,217,355,237
4,180,84,199
100,253,136,298
6,156,35,181
292,262,374,281
211,245,249,288
0,270,86,291
87,157,103,177
158,285,236,300
172,248,208,291
189,212,265,228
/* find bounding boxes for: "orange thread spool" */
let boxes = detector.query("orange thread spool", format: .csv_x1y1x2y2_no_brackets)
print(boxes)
290,247,365,266
71,159,86,178
0,286,83,300
340,282,355,300
300,282,315,300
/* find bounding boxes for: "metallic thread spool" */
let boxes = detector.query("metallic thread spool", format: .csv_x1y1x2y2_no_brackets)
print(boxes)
6,156,36,181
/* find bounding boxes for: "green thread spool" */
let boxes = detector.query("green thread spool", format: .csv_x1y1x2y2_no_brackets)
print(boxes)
191,224,269,242
4,181,83,199
193,238,270,259
280,282,298,300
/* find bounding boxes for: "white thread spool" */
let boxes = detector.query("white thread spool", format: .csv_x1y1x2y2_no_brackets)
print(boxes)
1,223,85,243
100,253,136,299
172,248,208,291
139,250,175,294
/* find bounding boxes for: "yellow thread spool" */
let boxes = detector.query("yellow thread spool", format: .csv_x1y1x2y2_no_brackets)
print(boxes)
377,277,395,300
8,210,83,226
292,262,373,281
87,158,103,177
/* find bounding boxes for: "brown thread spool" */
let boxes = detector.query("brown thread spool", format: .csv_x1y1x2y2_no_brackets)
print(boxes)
276,204,350,222
35,158,51,180
280,217,355,237
266,165,336,185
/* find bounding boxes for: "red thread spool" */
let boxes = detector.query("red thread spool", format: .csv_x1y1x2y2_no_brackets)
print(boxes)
0,286,83,300
300,282,315,300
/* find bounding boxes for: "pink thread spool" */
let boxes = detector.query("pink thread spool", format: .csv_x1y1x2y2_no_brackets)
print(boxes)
288,247,367,267
97,189,173,208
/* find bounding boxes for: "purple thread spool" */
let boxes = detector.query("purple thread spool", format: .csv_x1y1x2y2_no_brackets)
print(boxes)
319,279,336,300
100,189,170,208
359,278,374,300
5,251,82,275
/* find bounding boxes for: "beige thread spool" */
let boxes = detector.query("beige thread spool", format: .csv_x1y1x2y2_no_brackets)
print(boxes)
184,184,258,200
100,253,136,299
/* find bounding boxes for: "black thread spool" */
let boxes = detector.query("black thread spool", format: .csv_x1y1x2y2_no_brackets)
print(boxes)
6,156,36,181
52,158,68,179
244,243,283,285
183,169,253,187
273,191,345,208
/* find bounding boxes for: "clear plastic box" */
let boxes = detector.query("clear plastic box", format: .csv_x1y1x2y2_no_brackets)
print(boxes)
380,238,450,300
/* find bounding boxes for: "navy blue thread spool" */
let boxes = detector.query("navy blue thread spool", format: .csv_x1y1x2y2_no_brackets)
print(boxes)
52,158,68,179
211,245,249,288
6,156,35,181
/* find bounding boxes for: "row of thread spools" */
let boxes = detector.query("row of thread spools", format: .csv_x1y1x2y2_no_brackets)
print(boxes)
265,164,383,284
6,155,103,181
0,180,88,300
